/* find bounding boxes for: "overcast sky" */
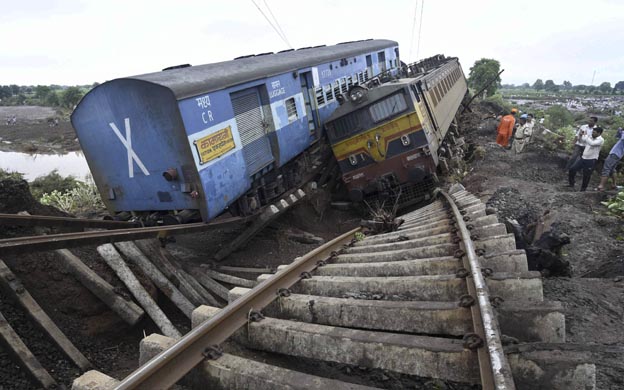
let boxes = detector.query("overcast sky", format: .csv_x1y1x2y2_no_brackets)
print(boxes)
1,0,622,86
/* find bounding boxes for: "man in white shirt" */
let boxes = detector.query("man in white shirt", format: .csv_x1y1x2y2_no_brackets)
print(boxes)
565,116,598,170
567,126,604,191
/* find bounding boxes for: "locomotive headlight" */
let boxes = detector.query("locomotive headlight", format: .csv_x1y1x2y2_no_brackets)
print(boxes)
401,134,411,146
349,155,358,166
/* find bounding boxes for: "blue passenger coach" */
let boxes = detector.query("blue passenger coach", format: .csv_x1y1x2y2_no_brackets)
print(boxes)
71,39,399,223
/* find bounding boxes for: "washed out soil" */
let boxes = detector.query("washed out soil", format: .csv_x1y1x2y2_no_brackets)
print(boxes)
0,106,79,154
458,102,624,389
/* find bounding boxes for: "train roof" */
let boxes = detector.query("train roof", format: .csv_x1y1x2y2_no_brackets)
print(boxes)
123,39,398,100
327,57,461,122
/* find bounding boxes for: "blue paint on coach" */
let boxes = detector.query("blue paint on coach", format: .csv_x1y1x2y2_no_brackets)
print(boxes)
72,39,400,222
71,80,201,213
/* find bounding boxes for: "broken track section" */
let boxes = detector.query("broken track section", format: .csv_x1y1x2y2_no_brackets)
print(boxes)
75,187,597,390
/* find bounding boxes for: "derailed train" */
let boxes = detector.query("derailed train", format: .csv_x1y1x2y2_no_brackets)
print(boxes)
72,39,467,224
325,55,468,208
72,39,401,223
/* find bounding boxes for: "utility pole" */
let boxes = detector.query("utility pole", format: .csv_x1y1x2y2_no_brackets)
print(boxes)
590,70,596,86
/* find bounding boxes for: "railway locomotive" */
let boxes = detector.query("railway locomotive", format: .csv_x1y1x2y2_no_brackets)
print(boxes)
325,55,468,209
71,40,400,224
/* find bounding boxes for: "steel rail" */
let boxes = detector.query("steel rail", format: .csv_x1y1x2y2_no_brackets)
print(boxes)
0,213,139,229
0,216,247,255
437,189,516,389
114,227,361,390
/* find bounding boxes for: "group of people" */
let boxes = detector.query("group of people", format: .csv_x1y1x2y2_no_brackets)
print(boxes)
495,109,623,192
495,108,535,153
566,116,624,192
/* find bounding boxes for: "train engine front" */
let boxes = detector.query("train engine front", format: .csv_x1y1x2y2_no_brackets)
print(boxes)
325,55,467,209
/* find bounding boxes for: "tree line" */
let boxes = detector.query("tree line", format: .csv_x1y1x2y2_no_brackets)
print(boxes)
504,79,623,94
0,83,98,109
467,58,624,97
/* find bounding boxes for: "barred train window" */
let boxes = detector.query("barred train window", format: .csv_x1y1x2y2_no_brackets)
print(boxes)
333,81,341,99
315,87,324,106
286,97,297,122
369,93,407,123
324,84,334,102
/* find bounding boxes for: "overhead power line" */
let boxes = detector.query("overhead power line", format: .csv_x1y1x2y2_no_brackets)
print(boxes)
416,0,424,60
408,0,419,63
251,0,293,49
263,0,292,49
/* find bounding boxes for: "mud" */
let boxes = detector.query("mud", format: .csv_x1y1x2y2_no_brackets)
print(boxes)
0,106,79,154
458,101,624,389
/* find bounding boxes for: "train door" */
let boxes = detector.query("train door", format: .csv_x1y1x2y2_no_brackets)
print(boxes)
366,55,373,80
299,71,319,140
231,88,274,176
378,51,387,73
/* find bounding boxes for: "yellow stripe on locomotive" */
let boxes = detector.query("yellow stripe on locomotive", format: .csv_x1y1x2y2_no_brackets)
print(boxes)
332,113,423,163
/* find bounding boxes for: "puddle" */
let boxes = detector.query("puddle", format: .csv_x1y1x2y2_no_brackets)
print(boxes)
0,151,91,181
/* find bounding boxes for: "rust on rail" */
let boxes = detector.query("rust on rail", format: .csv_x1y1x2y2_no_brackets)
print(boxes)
0,213,140,229
0,216,247,255
436,189,516,390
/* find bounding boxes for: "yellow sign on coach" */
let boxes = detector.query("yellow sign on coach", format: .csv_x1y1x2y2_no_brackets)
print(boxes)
194,126,236,165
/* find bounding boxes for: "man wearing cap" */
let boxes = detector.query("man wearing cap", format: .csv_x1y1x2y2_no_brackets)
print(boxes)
596,127,624,191
496,109,516,148
513,114,530,153
566,116,598,170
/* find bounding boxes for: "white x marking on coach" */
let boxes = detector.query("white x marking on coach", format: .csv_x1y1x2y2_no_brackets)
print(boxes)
109,118,150,178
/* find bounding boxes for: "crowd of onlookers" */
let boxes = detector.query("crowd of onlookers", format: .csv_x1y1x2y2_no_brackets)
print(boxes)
495,110,624,192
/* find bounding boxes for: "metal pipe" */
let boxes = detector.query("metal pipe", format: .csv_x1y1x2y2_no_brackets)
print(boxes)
436,189,515,390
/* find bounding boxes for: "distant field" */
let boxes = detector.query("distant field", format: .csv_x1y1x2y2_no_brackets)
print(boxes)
0,106,58,121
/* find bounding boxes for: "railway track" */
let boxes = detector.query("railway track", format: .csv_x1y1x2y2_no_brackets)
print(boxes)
0,189,310,388
77,187,596,390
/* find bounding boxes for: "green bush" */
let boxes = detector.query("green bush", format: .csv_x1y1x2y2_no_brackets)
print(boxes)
545,105,574,129
483,93,512,112
39,179,104,215
541,125,575,152
0,169,24,181
30,170,79,199
601,190,624,218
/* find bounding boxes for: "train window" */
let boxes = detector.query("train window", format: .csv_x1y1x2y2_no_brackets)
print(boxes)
315,87,325,106
286,97,298,122
327,111,366,142
378,51,387,72
434,85,441,103
369,92,407,123
324,85,334,102
430,89,438,106
334,81,341,99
